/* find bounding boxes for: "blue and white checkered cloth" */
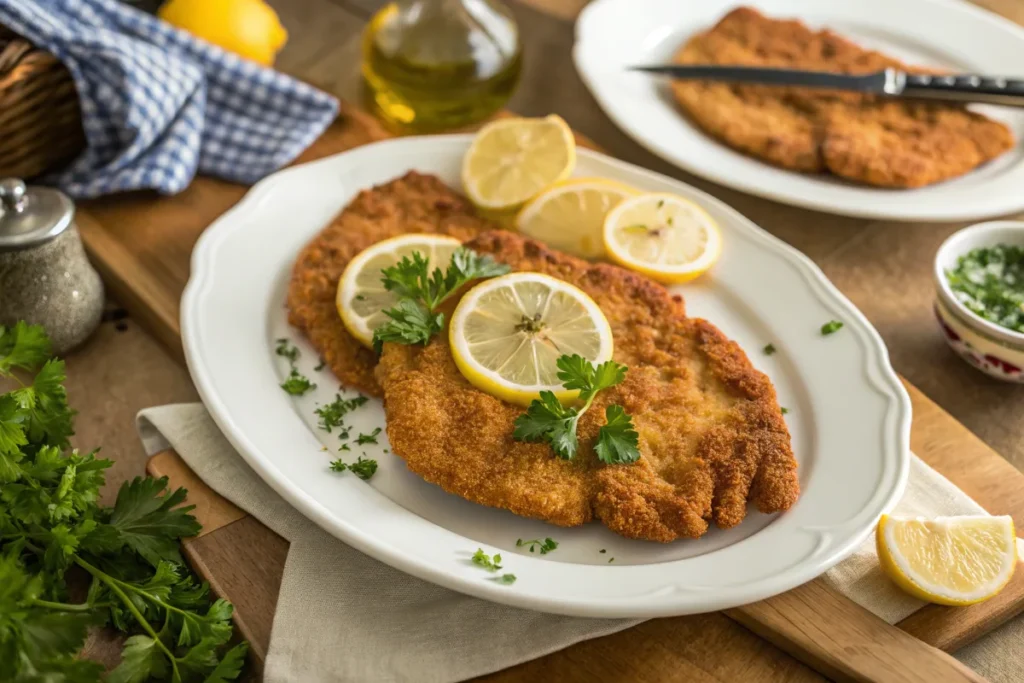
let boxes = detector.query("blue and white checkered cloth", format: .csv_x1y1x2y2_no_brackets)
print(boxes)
0,0,339,198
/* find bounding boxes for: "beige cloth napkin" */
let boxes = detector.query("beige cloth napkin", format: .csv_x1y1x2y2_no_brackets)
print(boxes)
137,404,1022,683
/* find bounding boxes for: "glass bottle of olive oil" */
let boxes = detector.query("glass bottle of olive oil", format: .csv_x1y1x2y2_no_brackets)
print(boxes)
361,0,522,133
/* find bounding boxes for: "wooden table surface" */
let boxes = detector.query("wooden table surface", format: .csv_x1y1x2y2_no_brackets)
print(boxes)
71,0,1024,678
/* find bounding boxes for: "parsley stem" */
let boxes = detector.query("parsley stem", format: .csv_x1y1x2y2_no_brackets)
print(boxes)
74,556,182,680
32,598,112,612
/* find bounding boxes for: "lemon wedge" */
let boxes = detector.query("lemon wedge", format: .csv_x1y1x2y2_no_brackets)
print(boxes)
462,115,576,211
516,178,636,259
449,272,613,406
603,193,722,284
877,514,1017,606
337,234,462,347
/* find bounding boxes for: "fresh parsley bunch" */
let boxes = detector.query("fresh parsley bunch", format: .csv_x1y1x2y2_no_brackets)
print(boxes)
372,248,510,352
0,322,247,682
513,354,640,464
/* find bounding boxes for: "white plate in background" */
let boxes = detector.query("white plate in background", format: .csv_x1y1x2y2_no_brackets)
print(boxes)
574,0,1024,221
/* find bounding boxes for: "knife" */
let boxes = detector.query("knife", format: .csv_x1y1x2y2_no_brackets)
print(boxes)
631,65,1024,107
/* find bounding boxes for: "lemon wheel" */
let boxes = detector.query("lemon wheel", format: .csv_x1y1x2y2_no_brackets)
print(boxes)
462,115,576,211
877,514,1017,606
603,192,722,284
516,178,636,259
337,234,463,347
449,272,613,406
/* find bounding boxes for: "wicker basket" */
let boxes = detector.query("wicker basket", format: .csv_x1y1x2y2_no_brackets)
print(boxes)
0,26,85,180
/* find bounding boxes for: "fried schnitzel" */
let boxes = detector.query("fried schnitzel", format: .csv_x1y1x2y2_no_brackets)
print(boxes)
376,231,798,542
671,7,1014,188
287,172,497,395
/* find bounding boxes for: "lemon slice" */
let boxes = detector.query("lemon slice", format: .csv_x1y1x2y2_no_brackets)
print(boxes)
603,193,722,284
462,115,576,211
449,272,613,406
516,178,636,259
337,234,463,347
877,514,1018,606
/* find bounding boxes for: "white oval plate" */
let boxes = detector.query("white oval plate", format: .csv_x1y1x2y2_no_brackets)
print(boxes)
573,0,1024,222
182,136,910,618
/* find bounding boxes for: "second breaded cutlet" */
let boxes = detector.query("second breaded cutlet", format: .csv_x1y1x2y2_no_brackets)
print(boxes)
286,172,498,395
671,7,1014,188
376,231,798,542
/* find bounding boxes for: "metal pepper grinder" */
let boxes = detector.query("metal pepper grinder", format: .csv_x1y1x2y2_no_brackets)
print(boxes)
0,178,104,354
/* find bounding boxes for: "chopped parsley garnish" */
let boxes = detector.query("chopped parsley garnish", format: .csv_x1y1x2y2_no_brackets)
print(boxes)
763,343,776,355
494,574,517,585
314,358,327,371
946,244,1024,333
0,323,246,681
820,320,844,336
472,549,502,572
608,557,615,563
339,443,350,452
599,549,607,554
280,369,316,396
516,537,558,555
328,456,378,481
372,249,510,353
275,337,299,363
355,294,366,301
315,394,368,432
355,427,382,445
657,199,664,208
513,354,640,464
781,407,789,415
276,337,316,396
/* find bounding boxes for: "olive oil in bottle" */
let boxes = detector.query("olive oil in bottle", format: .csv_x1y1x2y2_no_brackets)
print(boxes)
361,0,522,133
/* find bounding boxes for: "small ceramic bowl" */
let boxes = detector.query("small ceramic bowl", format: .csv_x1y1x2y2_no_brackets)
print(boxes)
934,220,1024,382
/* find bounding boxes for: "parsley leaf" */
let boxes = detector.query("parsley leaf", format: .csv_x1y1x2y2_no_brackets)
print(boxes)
820,320,844,336
781,407,790,415
763,343,776,355
513,354,638,464
109,476,202,567
315,394,368,433
355,427,382,446
595,405,641,465
371,248,510,352
280,369,316,396
372,300,443,353
329,460,348,473
0,322,52,375
516,537,558,555
494,574,517,585
472,549,502,572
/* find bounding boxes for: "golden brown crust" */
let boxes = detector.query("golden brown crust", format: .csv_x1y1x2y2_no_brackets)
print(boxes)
285,172,497,395
376,230,798,542
670,7,1014,188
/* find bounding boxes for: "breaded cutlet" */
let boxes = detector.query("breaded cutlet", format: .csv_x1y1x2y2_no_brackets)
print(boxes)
286,172,498,395
375,231,798,542
671,7,1014,188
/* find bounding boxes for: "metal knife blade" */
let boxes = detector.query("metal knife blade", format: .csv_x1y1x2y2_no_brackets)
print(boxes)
630,65,1024,107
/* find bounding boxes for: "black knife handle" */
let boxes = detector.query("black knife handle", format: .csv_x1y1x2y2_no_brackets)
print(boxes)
900,72,1024,106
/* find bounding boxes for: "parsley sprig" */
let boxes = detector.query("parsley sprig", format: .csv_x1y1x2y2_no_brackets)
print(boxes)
512,355,640,464
372,249,510,352
329,456,378,481
0,323,246,682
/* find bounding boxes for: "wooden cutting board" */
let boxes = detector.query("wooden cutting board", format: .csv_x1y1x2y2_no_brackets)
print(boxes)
80,101,1024,682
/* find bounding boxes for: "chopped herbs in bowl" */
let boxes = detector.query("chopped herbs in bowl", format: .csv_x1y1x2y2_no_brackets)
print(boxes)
945,244,1024,334
934,221,1024,382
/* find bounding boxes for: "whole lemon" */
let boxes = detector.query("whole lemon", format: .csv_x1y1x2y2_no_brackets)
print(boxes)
158,0,288,66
